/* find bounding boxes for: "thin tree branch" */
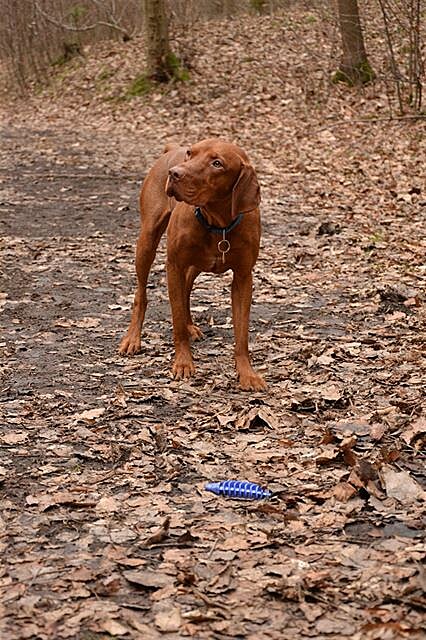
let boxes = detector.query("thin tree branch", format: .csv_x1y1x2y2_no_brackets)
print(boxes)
377,0,404,114
33,1,130,38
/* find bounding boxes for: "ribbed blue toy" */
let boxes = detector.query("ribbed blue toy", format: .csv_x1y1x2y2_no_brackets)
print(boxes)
205,480,272,500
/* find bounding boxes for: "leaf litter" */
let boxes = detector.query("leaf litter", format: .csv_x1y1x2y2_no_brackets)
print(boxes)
0,6,425,640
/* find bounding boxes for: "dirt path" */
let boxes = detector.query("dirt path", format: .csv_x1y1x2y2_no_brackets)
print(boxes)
0,125,425,639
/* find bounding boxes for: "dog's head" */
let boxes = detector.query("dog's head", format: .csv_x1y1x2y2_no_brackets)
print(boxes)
166,139,260,218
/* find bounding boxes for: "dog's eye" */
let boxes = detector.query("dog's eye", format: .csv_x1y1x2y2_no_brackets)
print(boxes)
212,160,223,168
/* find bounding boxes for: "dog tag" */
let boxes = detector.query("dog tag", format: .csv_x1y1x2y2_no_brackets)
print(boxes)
218,230,231,263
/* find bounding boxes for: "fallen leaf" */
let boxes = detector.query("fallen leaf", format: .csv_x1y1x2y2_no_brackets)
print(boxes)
74,317,101,328
37,491,97,511
331,418,370,437
1,432,28,445
54,318,72,328
320,383,342,402
369,422,386,440
73,407,105,423
123,570,171,590
316,615,356,635
401,417,426,446
96,496,120,513
381,466,425,503
154,606,182,632
300,602,323,622
316,353,334,366
333,482,357,502
315,445,339,465
142,516,171,546
98,619,129,636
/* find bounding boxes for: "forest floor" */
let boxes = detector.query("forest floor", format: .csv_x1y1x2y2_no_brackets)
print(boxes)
1,8,425,640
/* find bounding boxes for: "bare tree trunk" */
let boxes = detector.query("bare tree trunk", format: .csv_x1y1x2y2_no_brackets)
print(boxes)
334,0,375,85
223,0,238,17
143,0,172,81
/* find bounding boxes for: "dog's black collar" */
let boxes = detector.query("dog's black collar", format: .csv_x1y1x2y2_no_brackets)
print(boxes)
195,207,244,235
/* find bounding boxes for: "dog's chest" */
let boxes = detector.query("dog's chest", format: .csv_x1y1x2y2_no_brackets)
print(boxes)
209,255,229,274
196,248,230,274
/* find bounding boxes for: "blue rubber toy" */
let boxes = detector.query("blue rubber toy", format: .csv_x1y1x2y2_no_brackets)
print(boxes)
205,480,272,500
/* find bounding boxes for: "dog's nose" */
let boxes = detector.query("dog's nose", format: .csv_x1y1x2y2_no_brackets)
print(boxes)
169,165,184,181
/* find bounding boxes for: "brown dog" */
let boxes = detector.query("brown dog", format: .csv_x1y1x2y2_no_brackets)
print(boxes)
119,138,266,391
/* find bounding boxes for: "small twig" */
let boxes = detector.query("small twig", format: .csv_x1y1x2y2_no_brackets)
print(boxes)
207,538,219,559
34,1,130,38
193,587,230,611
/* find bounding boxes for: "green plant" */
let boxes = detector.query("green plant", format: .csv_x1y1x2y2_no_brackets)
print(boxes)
332,60,376,86
125,73,153,98
305,14,317,24
250,0,267,13
51,41,82,66
368,232,384,243
98,68,114,82
124,52,189,99
165,52,190,81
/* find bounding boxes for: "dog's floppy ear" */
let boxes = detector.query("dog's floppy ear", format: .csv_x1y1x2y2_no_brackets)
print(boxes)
232,163,261,218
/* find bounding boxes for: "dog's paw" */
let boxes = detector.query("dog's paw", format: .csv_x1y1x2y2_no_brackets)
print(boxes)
118,333,141,356
188,324,204,341
172,357,195,380
238,372,267,392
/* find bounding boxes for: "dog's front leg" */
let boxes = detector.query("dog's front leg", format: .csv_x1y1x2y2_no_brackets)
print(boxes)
167,261,195,380
119,231,154,355
231,271,267,391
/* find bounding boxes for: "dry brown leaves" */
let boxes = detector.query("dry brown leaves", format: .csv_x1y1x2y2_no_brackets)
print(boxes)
1,5,425,640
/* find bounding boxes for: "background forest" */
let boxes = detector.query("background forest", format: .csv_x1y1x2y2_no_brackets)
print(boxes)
0,0,425,114
0,2,425,640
